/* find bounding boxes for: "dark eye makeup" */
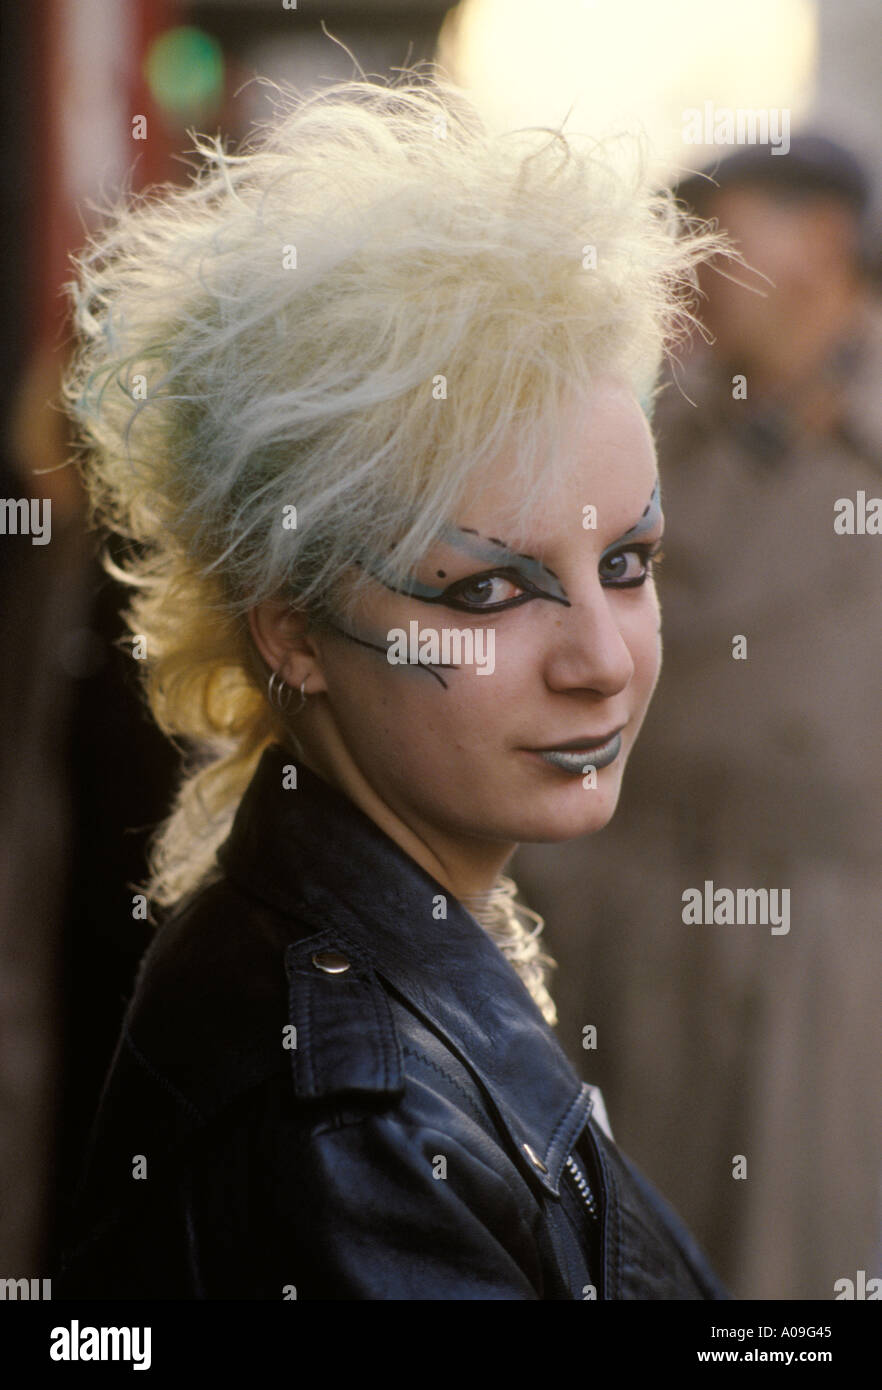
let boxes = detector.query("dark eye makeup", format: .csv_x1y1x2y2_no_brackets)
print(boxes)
438,566,555,613
598,539,665,589
438,540,664,613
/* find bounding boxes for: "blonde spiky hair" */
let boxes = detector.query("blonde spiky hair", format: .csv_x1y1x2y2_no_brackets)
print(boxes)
63,67,724,946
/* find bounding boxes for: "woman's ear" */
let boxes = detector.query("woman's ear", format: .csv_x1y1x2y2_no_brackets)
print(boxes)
248,599,328,695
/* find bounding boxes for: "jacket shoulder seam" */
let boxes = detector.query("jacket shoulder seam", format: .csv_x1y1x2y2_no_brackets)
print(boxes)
400,1043,491,1131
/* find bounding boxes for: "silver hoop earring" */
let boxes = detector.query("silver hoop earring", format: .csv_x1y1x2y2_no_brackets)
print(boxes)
295,677,308,713
267,669,293,711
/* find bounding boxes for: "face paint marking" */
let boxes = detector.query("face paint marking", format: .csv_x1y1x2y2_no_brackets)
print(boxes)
357,524,570,608
599,479,661,566
437,525,570,602
323,618,456,689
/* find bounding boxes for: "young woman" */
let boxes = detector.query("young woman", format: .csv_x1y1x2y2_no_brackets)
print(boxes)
55,73,730,1300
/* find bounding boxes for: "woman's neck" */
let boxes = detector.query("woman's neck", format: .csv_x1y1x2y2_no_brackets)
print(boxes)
288,716,515,901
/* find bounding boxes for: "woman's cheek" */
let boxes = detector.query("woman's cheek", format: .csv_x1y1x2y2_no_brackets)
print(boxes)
636,607,663,706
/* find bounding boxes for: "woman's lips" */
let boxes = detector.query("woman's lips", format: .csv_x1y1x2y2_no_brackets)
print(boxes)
526,729,624,774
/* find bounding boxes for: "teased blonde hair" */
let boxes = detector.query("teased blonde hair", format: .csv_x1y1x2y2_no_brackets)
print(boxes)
63,67,723,940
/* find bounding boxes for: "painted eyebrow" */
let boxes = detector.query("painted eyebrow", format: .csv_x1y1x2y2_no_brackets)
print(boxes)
598,479,662,564
356,480,660,606
363,522,570,605
442,523,566,588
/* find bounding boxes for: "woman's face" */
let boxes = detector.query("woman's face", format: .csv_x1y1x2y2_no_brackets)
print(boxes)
296,378,663,863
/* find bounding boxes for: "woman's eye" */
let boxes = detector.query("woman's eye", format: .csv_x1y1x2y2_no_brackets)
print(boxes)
445,572,526,610
599,544,661,587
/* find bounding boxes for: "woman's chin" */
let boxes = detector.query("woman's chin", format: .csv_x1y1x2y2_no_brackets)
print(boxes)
505,785,624,844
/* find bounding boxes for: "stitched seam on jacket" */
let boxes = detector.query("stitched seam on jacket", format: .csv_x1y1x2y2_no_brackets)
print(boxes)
363,975,395,1090
544,1084,588,1167
553,1189,591,1297
597,1138,621,1299
294,963,398,1095
400,1044,491,1131
123,1026,205,1122
303,968,316,1095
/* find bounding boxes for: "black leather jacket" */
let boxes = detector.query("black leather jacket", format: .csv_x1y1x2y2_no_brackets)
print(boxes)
55,743,730,1300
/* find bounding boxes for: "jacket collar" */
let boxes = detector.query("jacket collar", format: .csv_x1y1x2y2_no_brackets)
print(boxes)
217,743,594,1197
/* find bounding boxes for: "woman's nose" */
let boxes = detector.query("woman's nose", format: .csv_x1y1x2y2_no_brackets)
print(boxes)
541,588,636,697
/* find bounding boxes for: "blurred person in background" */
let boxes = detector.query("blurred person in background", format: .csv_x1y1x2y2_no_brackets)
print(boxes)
514,133,882,1299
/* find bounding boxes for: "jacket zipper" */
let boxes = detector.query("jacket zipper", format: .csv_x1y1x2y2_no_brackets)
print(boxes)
564,1152,599,1221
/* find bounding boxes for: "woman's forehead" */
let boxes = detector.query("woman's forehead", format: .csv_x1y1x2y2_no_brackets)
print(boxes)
446,462,661,564
454,379,655,495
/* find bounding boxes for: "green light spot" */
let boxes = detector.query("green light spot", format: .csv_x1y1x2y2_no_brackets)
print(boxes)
144,27,224,114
